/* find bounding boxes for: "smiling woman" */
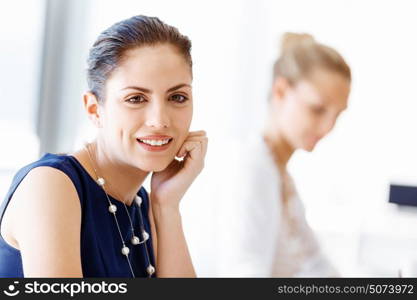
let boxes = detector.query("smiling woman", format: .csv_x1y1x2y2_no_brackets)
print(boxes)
0,15,207,278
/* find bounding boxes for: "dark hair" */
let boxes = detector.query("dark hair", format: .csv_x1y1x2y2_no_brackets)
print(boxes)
87,15,192,101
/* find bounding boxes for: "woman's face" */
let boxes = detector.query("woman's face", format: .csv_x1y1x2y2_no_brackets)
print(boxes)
96,44,193,172
273,69,350,152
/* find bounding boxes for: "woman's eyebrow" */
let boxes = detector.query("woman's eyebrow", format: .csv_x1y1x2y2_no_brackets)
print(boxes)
121,84,191,93
121,86,151,93
166,83,191,93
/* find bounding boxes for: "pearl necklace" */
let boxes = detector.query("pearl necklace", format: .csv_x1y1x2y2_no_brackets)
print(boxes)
85,144,155,278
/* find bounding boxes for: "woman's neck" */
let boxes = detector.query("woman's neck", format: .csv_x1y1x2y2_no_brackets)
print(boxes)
262,128,295,175
74,140,149,206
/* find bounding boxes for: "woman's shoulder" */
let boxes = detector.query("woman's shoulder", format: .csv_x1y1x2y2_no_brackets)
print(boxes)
12,153,80,183
13,164,81,206
6,158,83,277
207,134,282,209
10,153,83,204
221,135,281,182
13,153,80,190
5,153,86,209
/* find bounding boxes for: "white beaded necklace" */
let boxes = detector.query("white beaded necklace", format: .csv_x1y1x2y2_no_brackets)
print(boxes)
85,144,155,278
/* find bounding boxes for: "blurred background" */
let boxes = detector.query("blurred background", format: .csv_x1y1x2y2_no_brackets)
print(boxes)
1,0,417,277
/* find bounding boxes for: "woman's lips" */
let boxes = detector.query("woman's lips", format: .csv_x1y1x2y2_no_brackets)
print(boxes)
136,136,173,152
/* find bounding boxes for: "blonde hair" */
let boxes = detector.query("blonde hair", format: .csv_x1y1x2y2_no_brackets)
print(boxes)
273,32,351,84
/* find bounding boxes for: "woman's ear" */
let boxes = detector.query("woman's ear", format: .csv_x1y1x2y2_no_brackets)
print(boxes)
83,92,102,128
271,76,291,104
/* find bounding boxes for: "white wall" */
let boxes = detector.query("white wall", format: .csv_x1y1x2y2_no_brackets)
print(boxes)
0,0,44,195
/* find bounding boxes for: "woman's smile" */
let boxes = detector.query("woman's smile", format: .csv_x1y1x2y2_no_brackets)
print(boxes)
136,135,174,152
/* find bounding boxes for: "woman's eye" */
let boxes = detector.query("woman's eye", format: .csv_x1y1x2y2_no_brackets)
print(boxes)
170,94,188,103
126,95,146,104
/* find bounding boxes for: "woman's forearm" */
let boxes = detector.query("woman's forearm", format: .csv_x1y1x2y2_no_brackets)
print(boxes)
152,204,196,277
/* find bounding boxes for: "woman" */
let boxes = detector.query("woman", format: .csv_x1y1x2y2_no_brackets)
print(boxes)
214,33,351,277
0,15,207,278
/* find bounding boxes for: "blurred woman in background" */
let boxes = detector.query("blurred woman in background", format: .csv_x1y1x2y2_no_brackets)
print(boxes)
215,32,351,277
0,15,207,278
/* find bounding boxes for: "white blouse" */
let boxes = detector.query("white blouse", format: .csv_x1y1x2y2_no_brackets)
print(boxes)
211,135,338,277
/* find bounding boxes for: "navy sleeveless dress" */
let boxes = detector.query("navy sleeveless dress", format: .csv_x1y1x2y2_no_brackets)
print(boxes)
0,153,156,277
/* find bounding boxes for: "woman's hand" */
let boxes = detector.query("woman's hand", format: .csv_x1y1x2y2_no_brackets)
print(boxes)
150,130,208,209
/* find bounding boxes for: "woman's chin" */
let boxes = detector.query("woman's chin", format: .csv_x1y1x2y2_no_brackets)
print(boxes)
301,141,317,152
135,159,172,173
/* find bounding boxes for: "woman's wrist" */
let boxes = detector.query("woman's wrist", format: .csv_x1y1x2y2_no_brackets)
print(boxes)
151,201,181,222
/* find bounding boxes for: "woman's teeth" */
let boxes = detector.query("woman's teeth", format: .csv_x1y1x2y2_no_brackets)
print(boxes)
139,139,170,146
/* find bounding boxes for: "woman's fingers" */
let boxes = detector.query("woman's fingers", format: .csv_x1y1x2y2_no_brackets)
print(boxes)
176,140,202,159
201,136,208,157
185,136,208,158
176,131,207,158
186,130,206,138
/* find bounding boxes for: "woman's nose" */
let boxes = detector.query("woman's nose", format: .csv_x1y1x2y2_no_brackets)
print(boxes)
144,100,170,129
